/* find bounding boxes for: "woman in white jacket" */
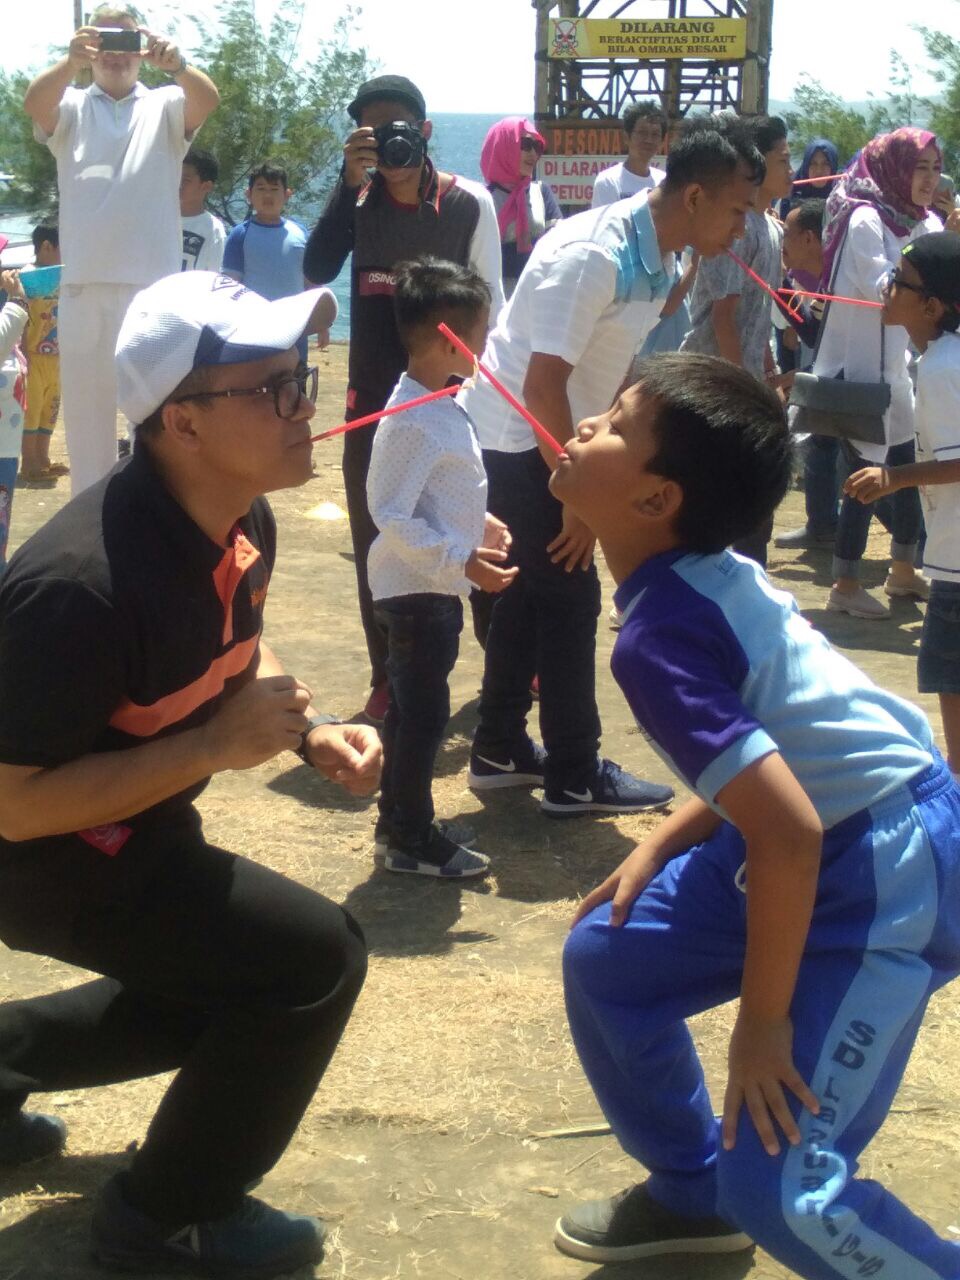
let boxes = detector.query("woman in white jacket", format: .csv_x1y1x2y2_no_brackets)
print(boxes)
817,128,942,618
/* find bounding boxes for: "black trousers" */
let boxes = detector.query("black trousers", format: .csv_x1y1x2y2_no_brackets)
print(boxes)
0,813,367,1226
376,594,464,846
476,448,601,787
342,405,389,690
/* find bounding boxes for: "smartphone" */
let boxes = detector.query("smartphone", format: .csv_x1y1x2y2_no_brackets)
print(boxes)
937,174,957,204
97,27,143,52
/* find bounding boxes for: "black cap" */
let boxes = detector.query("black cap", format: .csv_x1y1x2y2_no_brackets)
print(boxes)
902,232,960,308
347,75,426,125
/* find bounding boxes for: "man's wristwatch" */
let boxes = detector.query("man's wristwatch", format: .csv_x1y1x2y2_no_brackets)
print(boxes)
295,713,342,766
168,55,188,76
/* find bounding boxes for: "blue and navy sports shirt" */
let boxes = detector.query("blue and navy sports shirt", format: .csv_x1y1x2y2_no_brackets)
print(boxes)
612,549,934,829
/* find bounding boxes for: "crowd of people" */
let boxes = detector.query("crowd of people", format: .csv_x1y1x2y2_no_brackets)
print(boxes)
1,4,960,1279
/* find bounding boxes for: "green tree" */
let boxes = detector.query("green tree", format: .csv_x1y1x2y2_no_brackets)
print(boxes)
915,17,960,176
783,75,892,169
193,0,374,226
0,70,58,213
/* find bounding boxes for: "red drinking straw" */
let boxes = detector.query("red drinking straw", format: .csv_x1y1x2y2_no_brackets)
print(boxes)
436,322,564,457
790,174,843,186
726,249,804,322
310,383,459,442
776,286,882,311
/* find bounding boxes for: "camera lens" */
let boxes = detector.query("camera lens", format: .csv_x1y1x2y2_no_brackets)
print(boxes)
380,135,415,167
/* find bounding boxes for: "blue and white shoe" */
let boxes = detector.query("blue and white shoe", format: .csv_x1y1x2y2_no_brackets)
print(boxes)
381,828,490,879
541,758,674,818
0,1110,66,1164
467,739,546,791
91,1174,325,1278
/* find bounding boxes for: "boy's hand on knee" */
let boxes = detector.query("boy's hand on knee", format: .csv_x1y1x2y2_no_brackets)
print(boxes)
722,1012,820,1157
571,843,667,928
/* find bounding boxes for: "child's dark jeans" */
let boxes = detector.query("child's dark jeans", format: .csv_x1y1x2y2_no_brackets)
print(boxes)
375,593,464,846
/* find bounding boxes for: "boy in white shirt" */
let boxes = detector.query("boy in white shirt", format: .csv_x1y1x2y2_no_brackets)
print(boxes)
180,148,226,272
845,231,960,777
591,102,667,208
367,258,516,878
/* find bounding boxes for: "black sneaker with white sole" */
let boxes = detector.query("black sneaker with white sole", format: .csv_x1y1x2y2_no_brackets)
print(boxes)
554,1182,753,1264
381,826,490,879
541,758,673,818
374,818,476,857
468,739,546,790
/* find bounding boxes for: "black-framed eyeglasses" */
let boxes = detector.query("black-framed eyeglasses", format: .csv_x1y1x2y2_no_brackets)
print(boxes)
520,136,543,154
883,269,927,297
173,365,319,420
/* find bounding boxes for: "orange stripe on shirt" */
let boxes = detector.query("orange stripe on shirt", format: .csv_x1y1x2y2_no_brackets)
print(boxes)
108,633,259,738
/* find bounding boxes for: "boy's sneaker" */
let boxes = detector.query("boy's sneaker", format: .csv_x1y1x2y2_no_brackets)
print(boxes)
0,1110,66,1165
91,1174,325,1279
373,817,476,856
381,826,490,879
554,1182,752,1264
468,739,546,790
541,758,673,818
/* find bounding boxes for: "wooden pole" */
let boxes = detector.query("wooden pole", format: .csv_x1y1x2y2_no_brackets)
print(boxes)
742,0,773,116
73,0,83,28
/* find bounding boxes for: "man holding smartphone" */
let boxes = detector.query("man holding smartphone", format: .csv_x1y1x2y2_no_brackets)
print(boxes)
23,5,219,497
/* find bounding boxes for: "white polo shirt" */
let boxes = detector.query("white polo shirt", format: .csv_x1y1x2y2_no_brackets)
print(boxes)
460,190,676,454
37,82,191,287
914,333,960,582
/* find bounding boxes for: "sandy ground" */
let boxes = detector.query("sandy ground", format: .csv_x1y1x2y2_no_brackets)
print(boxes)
1,342,958,1280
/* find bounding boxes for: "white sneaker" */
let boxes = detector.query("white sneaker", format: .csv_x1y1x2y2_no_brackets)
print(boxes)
883,571,930,601
827,586,890,619
608,605,624,630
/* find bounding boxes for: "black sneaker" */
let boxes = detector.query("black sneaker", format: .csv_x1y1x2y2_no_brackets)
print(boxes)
381,826,490,879
0,1110,66,1164
554,1182,752,1263
91,1173,325,1278
373,817,476,857
773,525,835,549
467,739,546,791
541,758,674,818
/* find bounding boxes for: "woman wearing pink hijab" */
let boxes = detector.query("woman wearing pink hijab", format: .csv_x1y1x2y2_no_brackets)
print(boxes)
480,117,562,296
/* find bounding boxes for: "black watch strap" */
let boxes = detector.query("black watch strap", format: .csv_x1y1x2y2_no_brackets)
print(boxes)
295,713,342,765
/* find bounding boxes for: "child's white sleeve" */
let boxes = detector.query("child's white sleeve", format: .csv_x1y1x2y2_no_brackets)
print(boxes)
0,303,28,363
367,418,475,593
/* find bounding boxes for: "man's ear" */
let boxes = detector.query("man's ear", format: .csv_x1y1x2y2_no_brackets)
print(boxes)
682,182,704,217
925,295,949,329
421,119,433,143
159,399,204,452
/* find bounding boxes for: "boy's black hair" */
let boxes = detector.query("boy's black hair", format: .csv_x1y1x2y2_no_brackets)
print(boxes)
790,198,826,238
247,161,288,189
393,256,491,356
632,352,793,554
622,101,667,139
184,147,219,185
31,223,59,253
664,114,765,192
751,114,788,157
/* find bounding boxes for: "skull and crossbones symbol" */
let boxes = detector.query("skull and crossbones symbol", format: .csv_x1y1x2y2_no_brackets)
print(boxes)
552,18,580,56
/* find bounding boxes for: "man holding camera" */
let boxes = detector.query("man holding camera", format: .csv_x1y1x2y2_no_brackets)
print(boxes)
305,75,503,721
24,4,219,496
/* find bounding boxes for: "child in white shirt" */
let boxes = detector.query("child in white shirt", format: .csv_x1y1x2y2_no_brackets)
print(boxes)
845,230,960,778
367,257,516,878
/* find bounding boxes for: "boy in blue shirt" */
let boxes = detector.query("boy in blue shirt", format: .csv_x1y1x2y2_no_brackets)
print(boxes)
549,352,960,1277
223,161,310,359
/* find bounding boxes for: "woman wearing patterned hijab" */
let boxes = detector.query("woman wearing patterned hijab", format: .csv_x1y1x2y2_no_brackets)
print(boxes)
812,128,943,619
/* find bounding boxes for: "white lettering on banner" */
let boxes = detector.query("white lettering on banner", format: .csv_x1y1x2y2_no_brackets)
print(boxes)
541,154,619,207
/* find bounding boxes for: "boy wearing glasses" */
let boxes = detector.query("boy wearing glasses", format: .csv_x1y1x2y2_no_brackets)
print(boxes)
0,271,377,1277
845,231,960,783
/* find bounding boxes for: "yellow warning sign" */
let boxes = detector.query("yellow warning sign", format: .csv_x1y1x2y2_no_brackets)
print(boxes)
548,17,747,61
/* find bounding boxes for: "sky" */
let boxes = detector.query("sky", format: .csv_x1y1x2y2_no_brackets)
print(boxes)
3,0,958,113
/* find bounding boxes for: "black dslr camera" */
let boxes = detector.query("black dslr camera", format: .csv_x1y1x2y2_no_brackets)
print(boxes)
373,121,426,169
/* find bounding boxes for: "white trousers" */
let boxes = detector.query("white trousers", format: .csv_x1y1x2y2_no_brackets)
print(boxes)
59,282,140,497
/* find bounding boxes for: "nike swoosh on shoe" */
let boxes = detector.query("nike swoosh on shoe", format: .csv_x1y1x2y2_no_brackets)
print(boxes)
563,789,593,803
475,754,516,773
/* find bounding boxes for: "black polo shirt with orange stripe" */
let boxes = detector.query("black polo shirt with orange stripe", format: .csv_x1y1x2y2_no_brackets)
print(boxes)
0,446,274,852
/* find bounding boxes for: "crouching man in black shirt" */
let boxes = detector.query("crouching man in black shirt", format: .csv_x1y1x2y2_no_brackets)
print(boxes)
0,271,379,1278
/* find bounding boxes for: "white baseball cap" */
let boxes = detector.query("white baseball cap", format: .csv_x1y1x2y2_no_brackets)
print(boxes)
115,271,336,424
